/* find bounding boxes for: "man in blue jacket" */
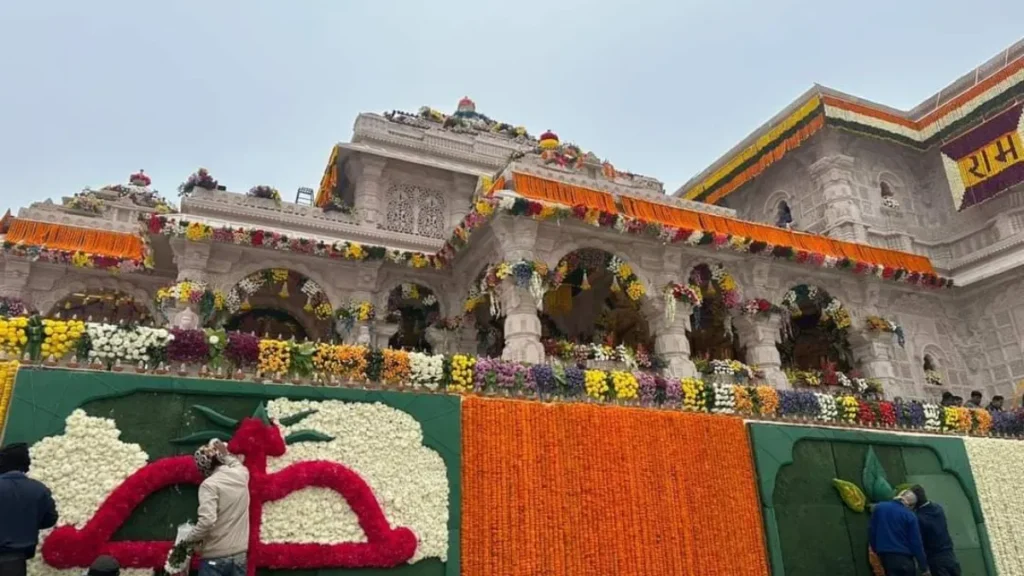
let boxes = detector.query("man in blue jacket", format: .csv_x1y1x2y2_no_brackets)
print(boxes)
911,485,961,576
869,489,930,576
0,443,59,576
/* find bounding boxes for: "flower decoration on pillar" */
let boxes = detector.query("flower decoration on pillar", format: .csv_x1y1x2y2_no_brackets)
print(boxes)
662,282,702,322
155,280,225,323
739,298,783,317
335,300,376,333
865,315,905,347
485,260,549,313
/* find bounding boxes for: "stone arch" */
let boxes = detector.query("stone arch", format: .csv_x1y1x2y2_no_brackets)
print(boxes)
920,343,948,385
763,190,794,224
35,276,158,323
375,275,449,319
216,258,338,309
685,262,744,361
545,241,655,298
775,283,854,372
220,267,336,341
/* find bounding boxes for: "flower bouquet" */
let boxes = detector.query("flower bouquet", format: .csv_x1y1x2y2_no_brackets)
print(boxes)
64,192,105,214
178,168,218,197
163,522,196,575
248,185,282,204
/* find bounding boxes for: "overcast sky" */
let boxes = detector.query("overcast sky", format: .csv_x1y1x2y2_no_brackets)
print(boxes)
1,1,1021,208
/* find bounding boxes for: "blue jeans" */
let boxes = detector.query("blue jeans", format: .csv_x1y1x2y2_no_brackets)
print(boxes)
198,553,246,576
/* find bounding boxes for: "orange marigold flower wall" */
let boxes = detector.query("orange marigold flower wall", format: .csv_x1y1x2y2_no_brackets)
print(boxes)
461,398,770,576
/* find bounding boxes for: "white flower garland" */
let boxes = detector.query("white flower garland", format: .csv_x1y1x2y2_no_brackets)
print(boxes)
711,383,735,414
264,399,449,564
408,352,444,390
86,324,171,365
965,437,1024,576
815,393,838,422
27,410,150,576
923,404,942,431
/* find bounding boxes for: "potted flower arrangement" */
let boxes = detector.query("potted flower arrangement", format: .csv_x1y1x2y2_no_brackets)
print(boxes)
247,185,282,205
178,168,218,197
64,192,105,215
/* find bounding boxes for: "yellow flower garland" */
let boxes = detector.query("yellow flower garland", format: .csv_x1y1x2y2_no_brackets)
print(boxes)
610,370,639,400
681,378,705,411
258,339,290,375
584,369,609,400
0,360,20,434
41,319,85,360
448,354,475,393
0,317,29,357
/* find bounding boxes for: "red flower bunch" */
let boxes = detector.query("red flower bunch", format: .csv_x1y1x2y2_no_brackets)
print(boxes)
795,250,810,263
857,400,877,425
225,331,260,367
711,232,729,247
878,401,897,427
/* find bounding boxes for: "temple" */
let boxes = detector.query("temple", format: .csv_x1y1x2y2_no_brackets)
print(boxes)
3,40,1023,402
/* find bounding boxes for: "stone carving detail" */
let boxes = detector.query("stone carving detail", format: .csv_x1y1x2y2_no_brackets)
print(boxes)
732,313,787,388
383,183,416,235
417,188,447,239
498,281,544,364
381,183,447,239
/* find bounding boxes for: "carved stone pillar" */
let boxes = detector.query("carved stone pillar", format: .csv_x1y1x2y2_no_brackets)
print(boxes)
649,300,697,379
849,330,898,397
733,313,788,388
456,325,480,356
424,326,448,355
498,282,544,364
372,322,399,349
354,157,387,227
347,290,374,346
0,259,32,302
809,154,867,243
170,238,212,283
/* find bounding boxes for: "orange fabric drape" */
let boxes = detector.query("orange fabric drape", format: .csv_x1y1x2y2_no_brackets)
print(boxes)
462,398,770,576
4,220,144,260
614,196,935,274
512,173,618,213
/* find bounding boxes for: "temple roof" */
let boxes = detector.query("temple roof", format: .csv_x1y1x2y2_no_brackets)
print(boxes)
674,38,1024,204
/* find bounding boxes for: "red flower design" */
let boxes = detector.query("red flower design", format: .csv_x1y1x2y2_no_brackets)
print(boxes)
251,230,265,246
42,417,417,575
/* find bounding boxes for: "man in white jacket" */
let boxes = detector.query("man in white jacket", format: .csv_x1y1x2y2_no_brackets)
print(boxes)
186,440,250,576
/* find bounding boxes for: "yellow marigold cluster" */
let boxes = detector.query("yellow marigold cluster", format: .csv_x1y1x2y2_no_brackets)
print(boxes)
312,343,368,381
972,408,992,435
733,385,753,414
945,406,972,432
839,396,859,422
448,354,475,393
313,302,333,320
382,348,410,383
754,385,779,416
41,319,85,360
71,252,93,268
474,200,495,217
610,370,638,400
681,378,705,411
0,317,28,356
258,339,290,375
185,222,211,241
626,281,646,301
271,269,289,283
0,360,20,433
584,369,609,400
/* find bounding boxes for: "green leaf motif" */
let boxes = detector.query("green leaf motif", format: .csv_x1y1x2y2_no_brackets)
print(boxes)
191,405,239,429
862,447,894,503
278,409,318,427
285,430,335,444
253,403,271,425
170,430,232,445
832,478,867,513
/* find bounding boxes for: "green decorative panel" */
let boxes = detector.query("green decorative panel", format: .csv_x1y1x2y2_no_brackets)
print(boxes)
748,423,996,576
4,368,461,576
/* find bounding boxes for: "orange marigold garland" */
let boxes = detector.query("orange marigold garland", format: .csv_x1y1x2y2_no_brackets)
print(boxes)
381,348,410,384
462,397,770,575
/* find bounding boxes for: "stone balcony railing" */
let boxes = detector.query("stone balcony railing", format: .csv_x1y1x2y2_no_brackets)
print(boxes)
353,113,530,169
16,200,143,234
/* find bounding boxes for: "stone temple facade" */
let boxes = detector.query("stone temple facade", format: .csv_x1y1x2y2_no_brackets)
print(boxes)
2,40,1023,402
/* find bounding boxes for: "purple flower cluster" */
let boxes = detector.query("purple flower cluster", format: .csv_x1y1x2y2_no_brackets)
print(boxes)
474,357,499,391
166,328,210,364
225,331,259,367
992,410,1024,435
778,390,820,417
663,377,682,405
531,364,556,394
637,372,657,406
564,366,584,396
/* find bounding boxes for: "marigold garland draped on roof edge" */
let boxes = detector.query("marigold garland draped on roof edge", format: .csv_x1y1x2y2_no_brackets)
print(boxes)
461,397,770,576
4,220,145,261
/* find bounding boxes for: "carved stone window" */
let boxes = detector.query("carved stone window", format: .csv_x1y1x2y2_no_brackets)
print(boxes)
383,184,416,234
417,189,447,238
381,183,447,238
880,181,901,210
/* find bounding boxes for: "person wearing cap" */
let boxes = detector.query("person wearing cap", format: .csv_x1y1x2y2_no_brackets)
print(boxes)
0,443,59,576
911,485,961,576
85,555,119,576
184,440,249,576
869,489,930,576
